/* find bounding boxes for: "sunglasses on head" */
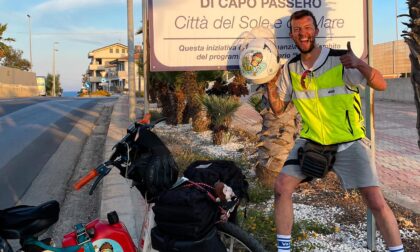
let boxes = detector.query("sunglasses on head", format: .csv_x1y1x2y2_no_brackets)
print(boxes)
301,70,311,89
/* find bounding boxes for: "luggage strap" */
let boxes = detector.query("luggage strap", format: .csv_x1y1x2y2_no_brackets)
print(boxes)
181,181,235,223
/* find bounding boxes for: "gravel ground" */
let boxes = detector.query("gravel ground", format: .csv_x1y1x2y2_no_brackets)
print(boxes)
153,122,420,251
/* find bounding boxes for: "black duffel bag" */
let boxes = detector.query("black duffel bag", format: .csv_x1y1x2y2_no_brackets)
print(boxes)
151,226,224,252
183,160,249,201
152,181,218,241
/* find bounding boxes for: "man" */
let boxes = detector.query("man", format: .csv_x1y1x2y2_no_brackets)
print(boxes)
267,10,404,252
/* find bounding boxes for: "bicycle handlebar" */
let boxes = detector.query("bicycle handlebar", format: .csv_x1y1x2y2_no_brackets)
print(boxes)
73,169,98,190
73,113,166,194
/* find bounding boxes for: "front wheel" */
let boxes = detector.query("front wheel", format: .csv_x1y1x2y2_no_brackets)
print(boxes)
217,222,266,252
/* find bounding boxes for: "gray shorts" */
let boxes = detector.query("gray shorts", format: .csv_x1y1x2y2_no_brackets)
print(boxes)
281,138,379,189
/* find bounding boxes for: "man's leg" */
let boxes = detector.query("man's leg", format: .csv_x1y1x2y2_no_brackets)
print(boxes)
274,173,302,251
359,186,403,248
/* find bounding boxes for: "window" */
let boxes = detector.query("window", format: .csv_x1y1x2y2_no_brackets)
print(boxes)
118,63,125,71
110,48,113,53
116,48,120,53
122,49,126,53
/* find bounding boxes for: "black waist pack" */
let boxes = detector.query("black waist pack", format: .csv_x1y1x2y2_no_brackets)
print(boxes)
298,141,338,178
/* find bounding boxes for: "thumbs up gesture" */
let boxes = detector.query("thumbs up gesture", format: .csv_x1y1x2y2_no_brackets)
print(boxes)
340,41,360,69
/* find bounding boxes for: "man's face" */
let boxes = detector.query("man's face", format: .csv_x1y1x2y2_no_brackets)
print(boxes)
289,16,319,54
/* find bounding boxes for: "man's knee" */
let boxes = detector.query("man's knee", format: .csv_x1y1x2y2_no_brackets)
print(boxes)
360,187,388,213
274,173,300,199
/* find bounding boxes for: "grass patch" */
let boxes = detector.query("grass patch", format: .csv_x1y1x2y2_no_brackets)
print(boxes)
237,208,276,251
172,147,211,174
248,181,273,204
292,219,335,239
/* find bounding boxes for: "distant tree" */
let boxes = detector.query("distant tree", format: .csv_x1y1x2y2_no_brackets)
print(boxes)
0,23,14,59
45,73,62,96
0,23,31,71
2,48,31,71
0,24,31,71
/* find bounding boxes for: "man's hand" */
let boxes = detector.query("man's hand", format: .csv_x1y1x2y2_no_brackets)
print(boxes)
340,41,361,69
340,41,387,91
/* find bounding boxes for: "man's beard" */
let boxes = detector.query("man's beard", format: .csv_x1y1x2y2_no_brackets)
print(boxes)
296,38,316,54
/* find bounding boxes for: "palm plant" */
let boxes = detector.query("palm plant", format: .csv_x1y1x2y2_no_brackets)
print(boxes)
190,71,225,132
182,71,199,124
173,74,187,124
249,74,300,187
227,71,249,99
152,71,182,125
200,95,241,145
401,0,420,148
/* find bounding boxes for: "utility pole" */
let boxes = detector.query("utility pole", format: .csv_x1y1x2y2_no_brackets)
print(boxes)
27,14,32,71
52,42,58,97
142,0,149,114
127,0,136,121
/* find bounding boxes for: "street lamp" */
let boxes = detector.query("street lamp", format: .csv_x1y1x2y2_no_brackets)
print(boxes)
52,42,58,96
27,14,32,71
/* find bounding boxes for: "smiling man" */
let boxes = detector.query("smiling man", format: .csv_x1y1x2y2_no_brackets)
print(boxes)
266,9,404,252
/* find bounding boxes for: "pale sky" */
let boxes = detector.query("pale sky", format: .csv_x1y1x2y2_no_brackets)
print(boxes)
0,0,410,91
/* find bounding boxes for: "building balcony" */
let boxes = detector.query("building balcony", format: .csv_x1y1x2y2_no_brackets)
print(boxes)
89,77,102,83
89,64,105,71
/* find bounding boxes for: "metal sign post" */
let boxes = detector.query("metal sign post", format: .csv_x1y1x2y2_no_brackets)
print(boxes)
127,0,136,121
366,0,377,250
143,0,149,114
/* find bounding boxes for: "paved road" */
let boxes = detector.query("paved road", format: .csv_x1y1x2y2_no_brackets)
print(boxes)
232,99,420,214
0,97,108,208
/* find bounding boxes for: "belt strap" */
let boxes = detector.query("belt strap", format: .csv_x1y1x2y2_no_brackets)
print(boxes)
24,238,80,252
23,224,95,252
74,223,95,252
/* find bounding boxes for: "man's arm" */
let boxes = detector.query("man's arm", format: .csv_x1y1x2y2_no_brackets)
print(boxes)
340,42,387,91
266,76,289,116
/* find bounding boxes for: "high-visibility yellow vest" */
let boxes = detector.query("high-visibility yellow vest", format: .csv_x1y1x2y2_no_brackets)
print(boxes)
288,50,366,145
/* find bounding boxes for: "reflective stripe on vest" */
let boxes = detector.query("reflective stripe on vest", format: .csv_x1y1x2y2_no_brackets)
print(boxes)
290,63,366,145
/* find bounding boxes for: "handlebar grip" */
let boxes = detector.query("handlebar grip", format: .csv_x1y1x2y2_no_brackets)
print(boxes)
73,169,99,190
138,113,151,124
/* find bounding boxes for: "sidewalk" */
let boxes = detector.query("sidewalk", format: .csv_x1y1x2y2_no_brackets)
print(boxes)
232,100,420,214
102,95,419,240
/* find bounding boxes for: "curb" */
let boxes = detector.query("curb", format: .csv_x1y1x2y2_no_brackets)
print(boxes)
100,95,145,243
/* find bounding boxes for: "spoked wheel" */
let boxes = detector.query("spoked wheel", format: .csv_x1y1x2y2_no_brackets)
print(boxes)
217,222,266,252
